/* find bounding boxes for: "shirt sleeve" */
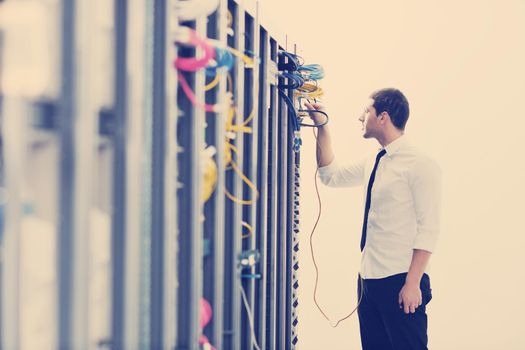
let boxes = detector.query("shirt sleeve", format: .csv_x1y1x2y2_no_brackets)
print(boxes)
317,157,366,188
409,156,442,253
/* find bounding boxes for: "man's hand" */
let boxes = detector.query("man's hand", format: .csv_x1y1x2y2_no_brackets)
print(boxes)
398,281,422,314
304,102,327,125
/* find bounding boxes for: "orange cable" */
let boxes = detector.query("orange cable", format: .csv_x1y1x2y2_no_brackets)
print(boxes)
310,128,364,328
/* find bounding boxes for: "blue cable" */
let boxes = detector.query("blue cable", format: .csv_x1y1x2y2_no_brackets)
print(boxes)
276,50,327,151
278,50,301,71
278,89,303,152
298,64,324,80
205,47,234,76
278,72,304,89
278,90,300,132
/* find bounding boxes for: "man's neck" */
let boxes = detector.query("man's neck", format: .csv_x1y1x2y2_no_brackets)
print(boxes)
377,131,404,148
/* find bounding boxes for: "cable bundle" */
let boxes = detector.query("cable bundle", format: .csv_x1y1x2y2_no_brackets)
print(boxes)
278,72,304,89
224,102,259,206
296,81,324,100
277,50,328,151
278,51,301,71
174,28,257,113
298,64,324,80
174,26,260,205
174,27,216,72
174,27,223,113
277,51,302,151
295,64,324,101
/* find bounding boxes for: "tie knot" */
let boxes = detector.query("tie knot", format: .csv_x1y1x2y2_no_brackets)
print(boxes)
376,149,387,160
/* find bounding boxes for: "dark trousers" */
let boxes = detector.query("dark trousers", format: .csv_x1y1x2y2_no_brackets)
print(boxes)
357,272,432,350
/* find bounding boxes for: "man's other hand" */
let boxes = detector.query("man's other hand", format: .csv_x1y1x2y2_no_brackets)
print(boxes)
398,281,422,314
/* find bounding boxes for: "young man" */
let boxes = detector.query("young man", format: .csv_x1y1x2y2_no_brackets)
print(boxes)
305,88,441,350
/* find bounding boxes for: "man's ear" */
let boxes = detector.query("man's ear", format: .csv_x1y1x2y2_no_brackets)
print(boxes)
379,111,390,124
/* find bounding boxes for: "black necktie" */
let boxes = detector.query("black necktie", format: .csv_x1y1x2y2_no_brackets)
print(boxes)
360,149,387,251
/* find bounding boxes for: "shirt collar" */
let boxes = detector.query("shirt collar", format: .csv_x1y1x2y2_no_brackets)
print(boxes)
381,134,408,157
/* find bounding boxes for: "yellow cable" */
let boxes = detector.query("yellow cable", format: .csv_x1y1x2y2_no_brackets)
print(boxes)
221,68,260,205
224,142,259,205
297,81,319,93
205,74,220,91
202,147,218,203
181,34,259,209
241,221,254,239
225,46,256,67
225,157,259,205
295,81,324,99
225,73,258,128
227,108,253,133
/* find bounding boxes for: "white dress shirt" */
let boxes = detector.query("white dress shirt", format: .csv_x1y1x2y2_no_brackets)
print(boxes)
318,136,442,279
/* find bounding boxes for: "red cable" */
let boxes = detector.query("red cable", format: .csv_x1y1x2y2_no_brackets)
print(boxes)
177,73,217,112
174,27,215,72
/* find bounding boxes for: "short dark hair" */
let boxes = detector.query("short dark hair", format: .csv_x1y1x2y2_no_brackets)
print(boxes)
370,88,410,130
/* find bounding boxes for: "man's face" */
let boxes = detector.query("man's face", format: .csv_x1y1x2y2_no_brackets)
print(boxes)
358,99,380,139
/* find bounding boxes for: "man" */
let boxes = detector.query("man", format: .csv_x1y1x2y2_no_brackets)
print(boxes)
305,88,441,350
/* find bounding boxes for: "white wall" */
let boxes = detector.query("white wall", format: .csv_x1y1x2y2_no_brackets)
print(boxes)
260,0,525,348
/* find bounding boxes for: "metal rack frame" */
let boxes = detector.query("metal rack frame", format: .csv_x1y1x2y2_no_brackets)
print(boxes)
0,0,305,348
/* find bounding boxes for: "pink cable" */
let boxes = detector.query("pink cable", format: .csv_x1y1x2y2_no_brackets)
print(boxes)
200,298,213,328
199,298,217,350
175,28,215,72
177,73,217,112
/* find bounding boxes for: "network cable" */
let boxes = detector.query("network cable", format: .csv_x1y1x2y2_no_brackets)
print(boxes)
174,26,260,206
199,297,217,350
240,285,262,350
278,50,302,71
174,10,263,349
175,27,224,112
205,47,235,77
298,64,325,80
310,127,364,328
174,27,215,72
297,107,329,127
241,221,254,239
278,72,304,89
277,50,328,152
277,50,303,151
175,27,256,113
224,107,259,206
202,146,218,203
295,81,324,101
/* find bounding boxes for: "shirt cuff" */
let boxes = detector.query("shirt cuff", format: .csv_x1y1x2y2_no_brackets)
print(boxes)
413,231,438,253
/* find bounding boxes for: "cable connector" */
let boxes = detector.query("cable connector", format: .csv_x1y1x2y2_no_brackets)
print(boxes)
293,131,302,152
238,249,260,269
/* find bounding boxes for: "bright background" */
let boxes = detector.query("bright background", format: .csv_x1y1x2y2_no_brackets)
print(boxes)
261,0,525,349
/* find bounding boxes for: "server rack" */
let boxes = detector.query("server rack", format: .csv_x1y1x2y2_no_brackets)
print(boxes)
0,0,310,349
172,2,305,347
